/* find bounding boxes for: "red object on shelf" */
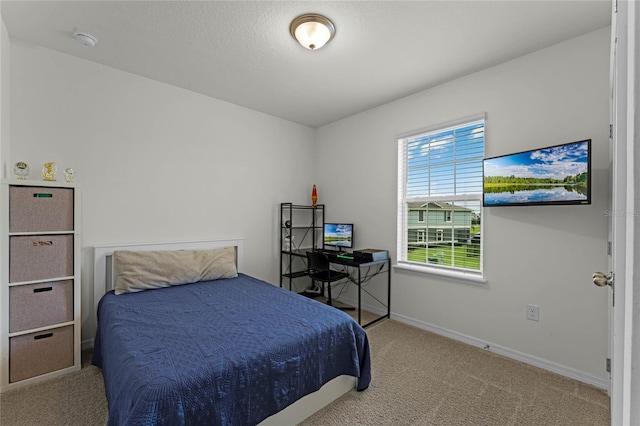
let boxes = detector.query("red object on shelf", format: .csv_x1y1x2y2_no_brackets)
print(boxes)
311,185,318,207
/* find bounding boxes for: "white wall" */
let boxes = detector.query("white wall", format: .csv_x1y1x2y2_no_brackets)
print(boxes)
0,15,10,178
9,41,317,343
315,28,611,384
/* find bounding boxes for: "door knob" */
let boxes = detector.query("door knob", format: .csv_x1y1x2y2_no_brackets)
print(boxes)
593,271,613,287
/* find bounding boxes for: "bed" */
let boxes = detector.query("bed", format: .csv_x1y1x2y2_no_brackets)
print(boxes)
92,239,371,425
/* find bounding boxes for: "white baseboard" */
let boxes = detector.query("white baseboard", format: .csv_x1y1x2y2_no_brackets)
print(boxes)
336,295,388,317
390,312,609,391
82,338,94,351
338,293,609,391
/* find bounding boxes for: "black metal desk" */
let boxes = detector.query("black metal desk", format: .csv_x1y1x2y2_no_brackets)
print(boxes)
328,256,391,328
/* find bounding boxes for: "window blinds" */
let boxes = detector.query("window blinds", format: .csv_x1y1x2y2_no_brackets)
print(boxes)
397,116,485,272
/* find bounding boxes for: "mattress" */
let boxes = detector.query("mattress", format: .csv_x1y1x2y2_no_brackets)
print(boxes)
93,273,371,425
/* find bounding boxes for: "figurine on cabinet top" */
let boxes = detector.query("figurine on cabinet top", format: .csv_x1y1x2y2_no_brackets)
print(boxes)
13,162,29,180
64,168,75,183
42,162,57,181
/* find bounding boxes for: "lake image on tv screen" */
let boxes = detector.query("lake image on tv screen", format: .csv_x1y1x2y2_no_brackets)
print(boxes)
483,141,589,206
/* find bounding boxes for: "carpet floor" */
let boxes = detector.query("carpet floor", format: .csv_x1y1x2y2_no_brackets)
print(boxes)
301,320,609,425
0,319,609,425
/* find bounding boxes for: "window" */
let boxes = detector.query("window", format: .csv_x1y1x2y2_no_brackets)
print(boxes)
397,114,484,275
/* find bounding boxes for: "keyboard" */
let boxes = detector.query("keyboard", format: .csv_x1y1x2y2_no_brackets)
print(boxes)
315,249,340,255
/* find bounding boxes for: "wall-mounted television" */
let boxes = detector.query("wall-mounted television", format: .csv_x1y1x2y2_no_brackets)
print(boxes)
483,139,591,207
323,223,354,249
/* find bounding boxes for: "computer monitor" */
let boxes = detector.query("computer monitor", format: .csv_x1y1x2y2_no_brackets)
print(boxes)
323,223,353,249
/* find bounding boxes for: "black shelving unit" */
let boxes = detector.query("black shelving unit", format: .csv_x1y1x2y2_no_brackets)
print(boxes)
280,202,324,293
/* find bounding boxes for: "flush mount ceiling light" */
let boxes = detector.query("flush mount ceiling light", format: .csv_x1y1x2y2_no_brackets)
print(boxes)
74,32,98,47
290,14,335,50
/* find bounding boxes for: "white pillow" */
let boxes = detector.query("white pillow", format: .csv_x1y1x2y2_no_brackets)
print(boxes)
113,247,237,295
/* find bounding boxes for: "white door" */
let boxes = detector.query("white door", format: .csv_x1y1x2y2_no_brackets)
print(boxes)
603,1,637,424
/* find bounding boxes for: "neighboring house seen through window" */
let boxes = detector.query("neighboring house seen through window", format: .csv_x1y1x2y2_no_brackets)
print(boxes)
397,114,484,275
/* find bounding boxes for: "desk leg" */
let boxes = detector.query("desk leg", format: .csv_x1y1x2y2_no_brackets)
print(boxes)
358,267,362,325
387,259,391,319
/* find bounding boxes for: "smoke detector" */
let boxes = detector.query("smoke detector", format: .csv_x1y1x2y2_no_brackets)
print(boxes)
74,32,97,47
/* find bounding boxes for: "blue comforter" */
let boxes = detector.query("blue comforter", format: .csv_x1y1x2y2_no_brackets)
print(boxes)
93,273,371,425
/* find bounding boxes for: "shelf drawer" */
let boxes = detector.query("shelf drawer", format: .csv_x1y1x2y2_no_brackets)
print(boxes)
9,280,73,333
9,235,73,283
9,186,74,233
9,325,74,383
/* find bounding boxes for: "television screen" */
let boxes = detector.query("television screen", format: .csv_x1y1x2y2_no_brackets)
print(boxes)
323,223,354,248
483,139,591,207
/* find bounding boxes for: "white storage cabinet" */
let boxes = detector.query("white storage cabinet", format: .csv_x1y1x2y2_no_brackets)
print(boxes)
0,179,81,391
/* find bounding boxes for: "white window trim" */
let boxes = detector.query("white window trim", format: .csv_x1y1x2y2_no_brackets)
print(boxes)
396,113,486,140
397,113,486,281
394,261,487,284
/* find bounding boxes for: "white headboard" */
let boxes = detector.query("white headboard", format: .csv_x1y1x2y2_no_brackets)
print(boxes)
93,238,244,313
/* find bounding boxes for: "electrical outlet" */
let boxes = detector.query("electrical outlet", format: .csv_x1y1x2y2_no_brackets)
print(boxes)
526,304,539,321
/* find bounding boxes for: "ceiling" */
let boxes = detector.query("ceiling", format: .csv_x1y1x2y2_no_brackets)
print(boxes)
1,1,611,128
